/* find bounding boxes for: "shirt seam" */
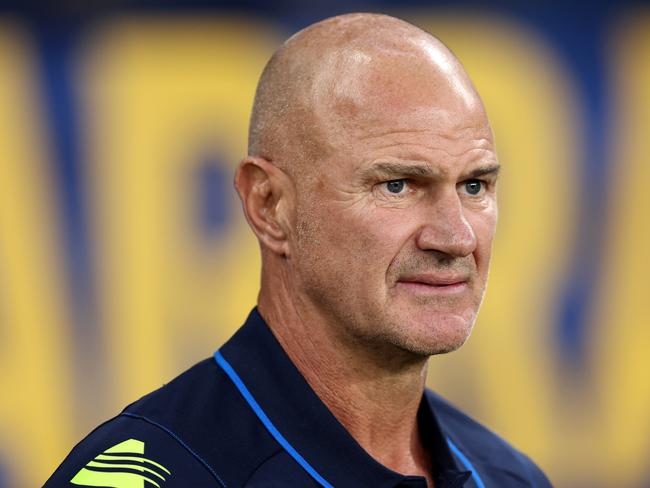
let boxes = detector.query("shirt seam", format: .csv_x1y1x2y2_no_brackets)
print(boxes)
240,446,285,486
120,411,227,487
440,413,538,484
445,435,537,485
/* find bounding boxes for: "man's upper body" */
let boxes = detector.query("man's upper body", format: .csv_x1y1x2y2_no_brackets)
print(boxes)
47,12,553,487
46,309,551,487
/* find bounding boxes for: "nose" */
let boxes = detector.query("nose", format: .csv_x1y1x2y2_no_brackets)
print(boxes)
415,191,477,258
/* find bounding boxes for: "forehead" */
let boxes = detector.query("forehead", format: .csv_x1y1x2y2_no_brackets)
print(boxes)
318,84,493,179
310,47,491,155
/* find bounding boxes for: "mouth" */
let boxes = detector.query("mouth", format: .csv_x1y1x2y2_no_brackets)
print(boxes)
396,275,470,295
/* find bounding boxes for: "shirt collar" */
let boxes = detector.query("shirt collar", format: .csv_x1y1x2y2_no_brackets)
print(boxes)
218,308,470,488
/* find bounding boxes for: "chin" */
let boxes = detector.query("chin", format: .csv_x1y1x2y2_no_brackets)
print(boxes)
392,310,477,357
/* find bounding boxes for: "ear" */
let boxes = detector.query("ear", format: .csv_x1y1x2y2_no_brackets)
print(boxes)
234,156,293,257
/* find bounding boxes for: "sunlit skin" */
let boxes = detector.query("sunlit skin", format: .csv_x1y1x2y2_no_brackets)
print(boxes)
235,13,498,486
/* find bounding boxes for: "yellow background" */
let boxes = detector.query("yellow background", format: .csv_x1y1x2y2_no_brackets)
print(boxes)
0,10,648,487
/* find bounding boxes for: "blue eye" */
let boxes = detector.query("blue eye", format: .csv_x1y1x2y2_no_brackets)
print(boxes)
386,180,406,193
465,180,483,195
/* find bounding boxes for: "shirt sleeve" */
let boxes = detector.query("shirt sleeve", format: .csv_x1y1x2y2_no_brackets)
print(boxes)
44,413,225,487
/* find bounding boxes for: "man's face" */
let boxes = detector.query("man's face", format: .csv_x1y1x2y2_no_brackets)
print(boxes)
289,55,498,357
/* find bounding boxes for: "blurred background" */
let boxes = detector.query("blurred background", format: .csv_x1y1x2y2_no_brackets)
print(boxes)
0,1,648,486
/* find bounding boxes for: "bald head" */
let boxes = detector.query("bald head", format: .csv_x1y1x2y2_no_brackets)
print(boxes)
248,13,485,172
239,13,498,361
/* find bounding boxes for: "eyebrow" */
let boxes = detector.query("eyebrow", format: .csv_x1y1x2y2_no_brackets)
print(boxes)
359,162,441,180
464,164,501,179
359,161,501,181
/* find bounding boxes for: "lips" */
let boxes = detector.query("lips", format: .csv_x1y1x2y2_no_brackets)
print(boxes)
397,274,469,287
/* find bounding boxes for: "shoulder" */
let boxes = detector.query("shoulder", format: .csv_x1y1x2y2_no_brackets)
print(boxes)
45,358,280,487
43,410,224,487
425,389,554,487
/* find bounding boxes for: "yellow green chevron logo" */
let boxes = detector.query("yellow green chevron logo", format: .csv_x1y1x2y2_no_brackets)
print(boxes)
70,438,171,488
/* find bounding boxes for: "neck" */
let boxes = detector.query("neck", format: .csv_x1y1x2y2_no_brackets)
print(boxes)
258,266,433,482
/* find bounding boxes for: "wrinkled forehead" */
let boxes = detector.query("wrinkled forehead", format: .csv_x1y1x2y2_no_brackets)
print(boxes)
308,42,489,151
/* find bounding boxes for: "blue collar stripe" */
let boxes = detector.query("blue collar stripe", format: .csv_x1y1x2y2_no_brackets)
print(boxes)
214,351,334,488
446,438,486,488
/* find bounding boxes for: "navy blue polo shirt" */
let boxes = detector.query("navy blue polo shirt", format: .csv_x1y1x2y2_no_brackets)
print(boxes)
46,309,553,487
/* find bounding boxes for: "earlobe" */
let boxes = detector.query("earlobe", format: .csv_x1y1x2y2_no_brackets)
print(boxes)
234,157,292,257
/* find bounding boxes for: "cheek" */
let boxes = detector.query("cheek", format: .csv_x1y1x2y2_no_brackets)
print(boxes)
351,208,420,261
468,207,497,270
296,203,414,284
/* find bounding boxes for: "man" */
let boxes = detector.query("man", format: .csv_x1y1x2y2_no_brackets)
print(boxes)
46,13,552,487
